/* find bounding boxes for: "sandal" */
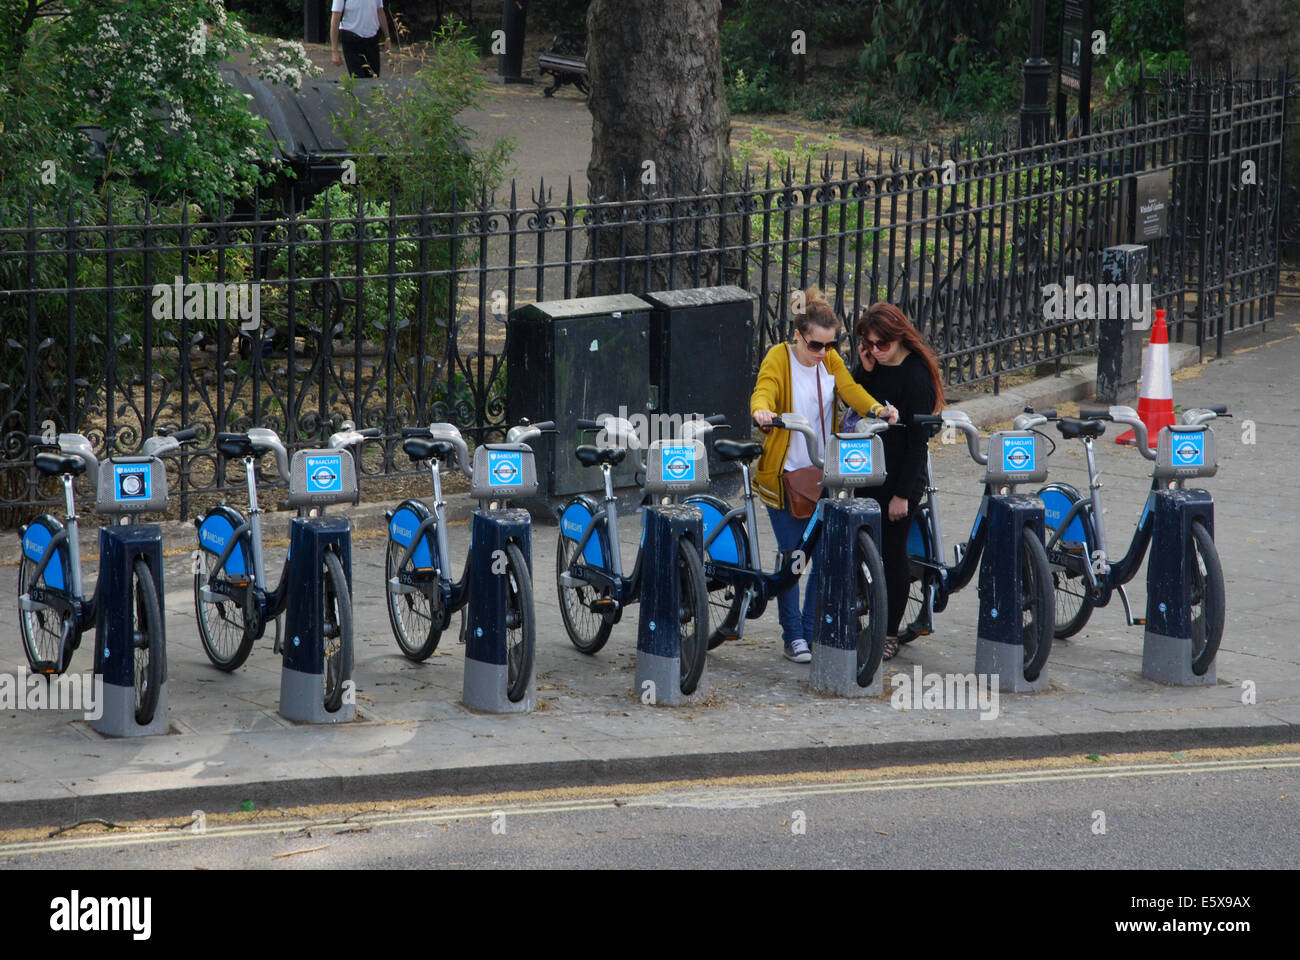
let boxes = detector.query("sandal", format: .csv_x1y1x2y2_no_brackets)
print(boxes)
882,635,900,661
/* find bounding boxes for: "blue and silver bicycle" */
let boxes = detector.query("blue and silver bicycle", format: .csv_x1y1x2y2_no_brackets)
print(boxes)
18,428,194,721
1037,403,1227,672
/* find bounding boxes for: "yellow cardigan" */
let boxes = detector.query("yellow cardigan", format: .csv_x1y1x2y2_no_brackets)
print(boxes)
749,342,885,509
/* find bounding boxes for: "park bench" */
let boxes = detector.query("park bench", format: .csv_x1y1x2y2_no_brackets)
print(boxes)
537,33,589,98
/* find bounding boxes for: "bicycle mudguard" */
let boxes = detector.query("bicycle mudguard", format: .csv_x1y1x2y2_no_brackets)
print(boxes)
389,498,438,571
20,514,69,591
905,508,934,563
1038,482,1094,551
683,494,748,565
558,495,610,568
195,505,252,578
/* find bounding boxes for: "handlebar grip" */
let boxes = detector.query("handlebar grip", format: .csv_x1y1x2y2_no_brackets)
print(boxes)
767,417,785,429
1039,409,1058,420
27,434,55,448
360,428,382,438
1079,408,1111,420
1207,404,1228,415
401,427,431,438
576,418,600,430
531,421,557,432
169,428,199,442
911,414,943,426
705,414,727,426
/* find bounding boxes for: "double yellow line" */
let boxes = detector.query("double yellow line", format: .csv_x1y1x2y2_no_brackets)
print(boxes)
2,754,1296,857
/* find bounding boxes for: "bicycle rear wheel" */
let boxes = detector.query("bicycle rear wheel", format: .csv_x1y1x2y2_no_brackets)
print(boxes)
194,548,255,671
1020,527,1054,682
17,554,73,674
131,560,164,725
503,542,536,703
854,530,888,687
1188,520,1225,676
321,551,353,713
675,538,709,695
384,538,442,661
555,532,613,655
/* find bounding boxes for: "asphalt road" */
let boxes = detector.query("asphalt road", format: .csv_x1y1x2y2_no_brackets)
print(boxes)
3,748,1295,869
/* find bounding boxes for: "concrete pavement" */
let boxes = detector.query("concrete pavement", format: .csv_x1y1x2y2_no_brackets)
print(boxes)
0,315,1296,830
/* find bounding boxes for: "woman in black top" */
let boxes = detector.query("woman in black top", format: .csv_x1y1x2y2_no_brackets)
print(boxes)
850,303,945,660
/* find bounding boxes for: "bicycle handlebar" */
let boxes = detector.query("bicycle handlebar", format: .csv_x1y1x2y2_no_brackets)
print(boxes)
764,413,823,470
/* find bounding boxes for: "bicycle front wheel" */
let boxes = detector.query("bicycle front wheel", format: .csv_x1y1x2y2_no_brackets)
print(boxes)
705,578,743,650
675,538,709,695
1020,526,1055,682
321,551,354,713
18,554,73,674
503,542,536,703
384,538,442,661
194,548,255,671
854,530,888,688
131,560,164,725
1189,520,1225,676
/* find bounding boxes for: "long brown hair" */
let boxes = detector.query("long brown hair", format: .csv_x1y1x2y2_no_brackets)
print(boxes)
854,302,945,413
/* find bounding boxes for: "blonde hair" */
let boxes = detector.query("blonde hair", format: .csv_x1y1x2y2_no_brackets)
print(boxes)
793,285,841,336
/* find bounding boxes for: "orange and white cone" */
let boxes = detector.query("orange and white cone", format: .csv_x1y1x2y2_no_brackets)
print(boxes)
1116,308,1175,448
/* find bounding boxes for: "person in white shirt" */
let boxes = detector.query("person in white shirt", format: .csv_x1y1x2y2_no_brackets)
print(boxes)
331,0,393,78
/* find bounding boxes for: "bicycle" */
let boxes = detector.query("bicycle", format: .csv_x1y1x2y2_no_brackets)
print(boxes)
896,409,1056,681
18,428,195,724
193,422,375,711
553,414,714,695
384,419,552,703
685,414,889,687
1037,404,1227,675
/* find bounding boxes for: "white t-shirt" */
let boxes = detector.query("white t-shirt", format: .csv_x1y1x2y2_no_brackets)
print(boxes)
783,345,833,471
333,0,384,39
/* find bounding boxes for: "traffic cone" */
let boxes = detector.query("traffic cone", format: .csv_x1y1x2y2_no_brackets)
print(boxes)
1115,308,1174,448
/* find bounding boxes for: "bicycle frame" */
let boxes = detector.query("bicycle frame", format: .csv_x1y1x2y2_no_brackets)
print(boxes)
388,454,470,626
20,473,95,663
907,451,993,614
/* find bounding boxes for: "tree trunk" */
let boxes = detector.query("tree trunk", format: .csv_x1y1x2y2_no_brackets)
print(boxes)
579,0,734,297
1185,0,1300,262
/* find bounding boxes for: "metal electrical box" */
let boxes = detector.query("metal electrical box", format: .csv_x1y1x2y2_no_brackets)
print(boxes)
506,294,653,498
641,286,756,477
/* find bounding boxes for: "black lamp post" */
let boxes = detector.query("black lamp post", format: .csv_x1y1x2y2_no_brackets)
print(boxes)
1019,0,1052,147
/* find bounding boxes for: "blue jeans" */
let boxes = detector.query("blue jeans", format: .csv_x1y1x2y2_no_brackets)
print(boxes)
766,505,819,646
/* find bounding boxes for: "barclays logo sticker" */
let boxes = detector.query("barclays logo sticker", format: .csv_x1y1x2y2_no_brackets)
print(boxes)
662,444,695,482
1172,432,1205,467
839,439,872,474
1002,436,1035,472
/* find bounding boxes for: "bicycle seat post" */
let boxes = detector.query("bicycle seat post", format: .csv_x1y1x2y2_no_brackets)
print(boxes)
244,456,269,591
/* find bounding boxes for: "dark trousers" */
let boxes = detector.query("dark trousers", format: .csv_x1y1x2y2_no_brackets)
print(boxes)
862,491,920,636
341,31,381,77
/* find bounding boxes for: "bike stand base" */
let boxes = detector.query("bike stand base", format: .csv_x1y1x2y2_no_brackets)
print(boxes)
975,639,1049,692
635,651,707,706
463,656,535,713
811,643,882,697
279,666,355,724
91,681,169,737
1141,632,1216,686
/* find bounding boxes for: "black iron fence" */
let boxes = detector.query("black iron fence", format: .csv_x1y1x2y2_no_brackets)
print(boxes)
1,72,1291,517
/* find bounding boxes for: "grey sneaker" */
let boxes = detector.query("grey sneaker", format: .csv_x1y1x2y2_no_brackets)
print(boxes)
784,638,812,663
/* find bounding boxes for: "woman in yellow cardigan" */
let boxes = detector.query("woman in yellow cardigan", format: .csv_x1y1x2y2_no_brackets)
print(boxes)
750,287,897,662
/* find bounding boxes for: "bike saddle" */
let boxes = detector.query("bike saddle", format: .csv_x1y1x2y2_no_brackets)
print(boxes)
575,444,627,468
402,437,458,463
1056,417,1106,440
216,432,280,459
714,439,763,462
34,452,87,477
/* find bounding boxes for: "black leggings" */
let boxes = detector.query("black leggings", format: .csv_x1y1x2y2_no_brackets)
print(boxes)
862,492,920,637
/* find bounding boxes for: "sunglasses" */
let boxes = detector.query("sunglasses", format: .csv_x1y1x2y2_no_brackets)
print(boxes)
800,331,840,353
859,337,894,351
